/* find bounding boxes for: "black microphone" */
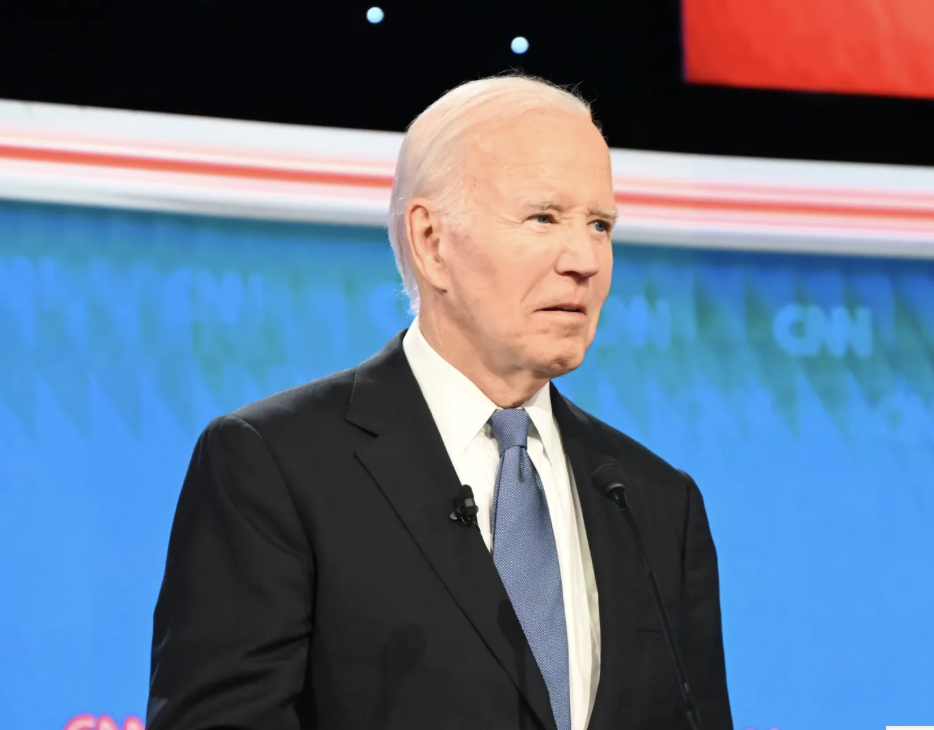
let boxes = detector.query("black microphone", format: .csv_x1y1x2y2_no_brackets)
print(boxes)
592,459,703,730
449,485,479,527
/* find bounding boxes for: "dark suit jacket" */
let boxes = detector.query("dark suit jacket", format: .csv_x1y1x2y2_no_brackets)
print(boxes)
147,333,732,730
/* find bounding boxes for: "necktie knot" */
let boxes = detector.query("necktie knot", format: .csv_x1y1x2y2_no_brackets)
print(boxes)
489,408,532,455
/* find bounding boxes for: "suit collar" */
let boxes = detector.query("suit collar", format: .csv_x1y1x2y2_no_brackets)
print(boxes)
344,331,410,436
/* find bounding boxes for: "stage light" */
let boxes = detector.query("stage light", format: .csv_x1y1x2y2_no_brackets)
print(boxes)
367,7,384,24
511,36,529,54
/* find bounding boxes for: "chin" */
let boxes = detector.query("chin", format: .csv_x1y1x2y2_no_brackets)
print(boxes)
529,341,587,379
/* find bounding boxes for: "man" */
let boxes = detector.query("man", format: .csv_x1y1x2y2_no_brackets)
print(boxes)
147,75,732,730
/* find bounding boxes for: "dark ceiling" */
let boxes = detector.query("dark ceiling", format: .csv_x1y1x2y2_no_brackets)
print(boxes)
1,0,933,166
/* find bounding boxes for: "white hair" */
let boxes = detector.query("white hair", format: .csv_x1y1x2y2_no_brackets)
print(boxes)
388,74,593,313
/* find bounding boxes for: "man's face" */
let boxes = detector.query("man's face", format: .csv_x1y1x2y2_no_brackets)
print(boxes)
437,108,616,380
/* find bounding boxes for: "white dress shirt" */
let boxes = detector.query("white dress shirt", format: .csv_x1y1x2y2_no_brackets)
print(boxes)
403,320,601,730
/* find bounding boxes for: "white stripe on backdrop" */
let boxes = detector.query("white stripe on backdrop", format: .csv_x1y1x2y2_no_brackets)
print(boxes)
0,98,932,257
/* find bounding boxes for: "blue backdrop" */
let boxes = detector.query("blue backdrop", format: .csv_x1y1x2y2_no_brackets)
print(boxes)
0,200,932,730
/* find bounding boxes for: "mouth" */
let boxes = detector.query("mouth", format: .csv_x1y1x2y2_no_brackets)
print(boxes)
536,304,587,316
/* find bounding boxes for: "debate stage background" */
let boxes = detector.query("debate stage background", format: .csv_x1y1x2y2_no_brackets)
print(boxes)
0,104,933,730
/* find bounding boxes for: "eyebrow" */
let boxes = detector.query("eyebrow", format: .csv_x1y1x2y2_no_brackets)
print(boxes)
521,200,619,223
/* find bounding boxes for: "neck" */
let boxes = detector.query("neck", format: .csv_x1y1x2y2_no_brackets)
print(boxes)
417,309,549,409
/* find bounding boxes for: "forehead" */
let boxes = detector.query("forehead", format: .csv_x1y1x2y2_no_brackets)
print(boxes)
463,108,613,205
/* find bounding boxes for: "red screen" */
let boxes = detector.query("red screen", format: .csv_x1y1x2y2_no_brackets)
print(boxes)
683,0,934,100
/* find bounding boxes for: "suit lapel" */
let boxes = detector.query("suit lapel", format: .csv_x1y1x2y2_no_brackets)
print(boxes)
551,386,641,730
348,334,558,730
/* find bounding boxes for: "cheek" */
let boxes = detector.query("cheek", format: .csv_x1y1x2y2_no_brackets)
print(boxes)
597,249,614,295
451,236,534,303
589,259,614,322
445,235,493,287
446,246,515,321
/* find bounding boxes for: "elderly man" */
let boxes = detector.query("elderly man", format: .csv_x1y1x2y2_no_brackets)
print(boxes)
147,75,732,730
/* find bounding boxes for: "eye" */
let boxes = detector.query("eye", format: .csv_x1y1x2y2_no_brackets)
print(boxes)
592,219,612,233
532,213,554,224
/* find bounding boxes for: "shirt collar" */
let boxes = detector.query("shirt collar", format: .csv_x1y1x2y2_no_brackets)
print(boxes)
522,378,563,466
402,319,561,461
403,320,498,462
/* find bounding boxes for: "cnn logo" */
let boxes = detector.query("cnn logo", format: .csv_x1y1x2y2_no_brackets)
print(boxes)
65,715,144,730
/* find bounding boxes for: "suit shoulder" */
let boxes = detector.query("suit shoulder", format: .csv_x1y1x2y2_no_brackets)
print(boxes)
223,367,356,435
562,396,688,492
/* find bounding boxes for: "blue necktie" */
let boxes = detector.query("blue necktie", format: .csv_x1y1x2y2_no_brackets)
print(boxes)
489,408,571,730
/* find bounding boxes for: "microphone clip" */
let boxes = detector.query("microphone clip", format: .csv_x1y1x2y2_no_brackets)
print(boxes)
449,485,479,528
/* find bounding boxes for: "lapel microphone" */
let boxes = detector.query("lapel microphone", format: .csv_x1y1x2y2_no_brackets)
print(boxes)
592,459,704,730
450,485,479,527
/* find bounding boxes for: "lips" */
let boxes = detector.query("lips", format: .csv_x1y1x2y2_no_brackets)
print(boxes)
537,303,587,315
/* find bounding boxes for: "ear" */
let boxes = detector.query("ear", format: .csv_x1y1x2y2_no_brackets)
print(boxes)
405,197,451,293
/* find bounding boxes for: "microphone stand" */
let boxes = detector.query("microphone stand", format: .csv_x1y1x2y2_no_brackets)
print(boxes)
606,486,703,730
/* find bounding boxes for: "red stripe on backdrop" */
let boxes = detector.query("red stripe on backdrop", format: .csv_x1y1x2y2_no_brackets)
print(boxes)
682,0,934,99
0,143,395,188
1,139,933,227
614,190,934,224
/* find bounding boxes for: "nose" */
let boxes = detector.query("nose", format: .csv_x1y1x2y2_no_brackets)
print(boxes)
555,221,602,281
